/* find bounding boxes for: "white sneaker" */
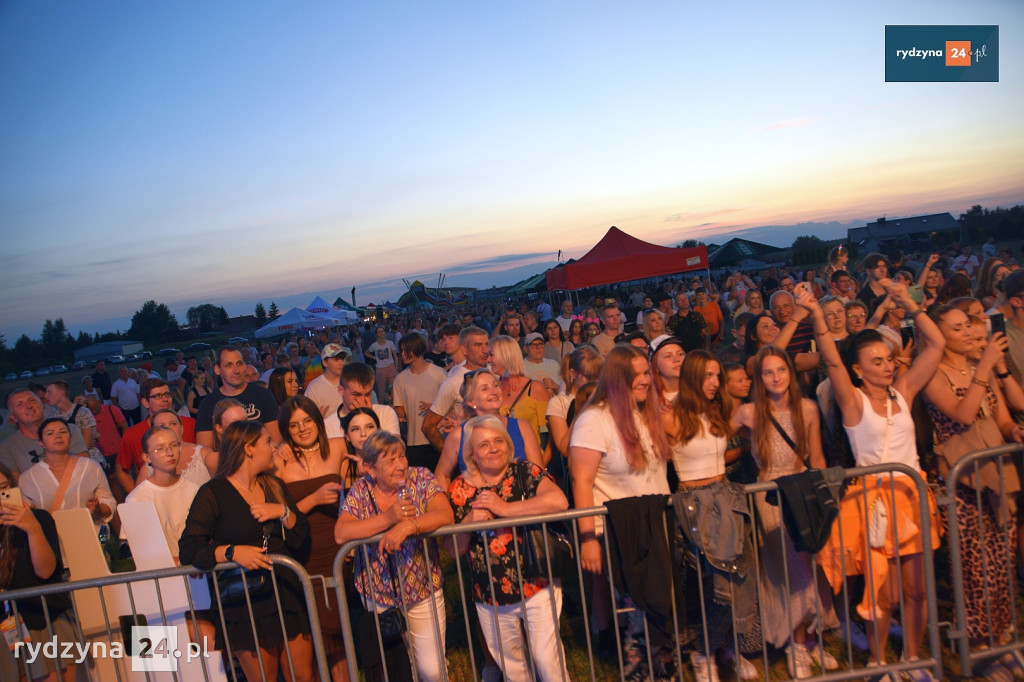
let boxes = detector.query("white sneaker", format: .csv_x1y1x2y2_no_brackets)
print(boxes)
720,647,759,680
786,643,813,679
806,642,839,671
691,652,721,682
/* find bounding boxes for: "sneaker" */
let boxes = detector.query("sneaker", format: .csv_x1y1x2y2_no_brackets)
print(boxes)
786,643,813,679
899,656,935,682
840,619,870,650
806,641,839,671
720,647,759,680
691,652,721,682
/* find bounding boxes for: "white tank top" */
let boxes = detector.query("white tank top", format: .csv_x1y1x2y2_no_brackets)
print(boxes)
843,389,920,471
671,416,727,482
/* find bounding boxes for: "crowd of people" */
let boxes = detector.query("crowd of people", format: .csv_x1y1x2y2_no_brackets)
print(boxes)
3,238,1024,681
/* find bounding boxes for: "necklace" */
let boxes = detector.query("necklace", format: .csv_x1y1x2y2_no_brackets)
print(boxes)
941,361,969,377
228,475,262,506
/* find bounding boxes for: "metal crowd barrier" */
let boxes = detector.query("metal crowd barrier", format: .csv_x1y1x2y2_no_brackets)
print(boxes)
331,462,941,682
941,442,1024,678
0,556,328,682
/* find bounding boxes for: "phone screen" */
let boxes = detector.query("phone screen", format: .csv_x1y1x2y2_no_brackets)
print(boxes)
990,312,1006,337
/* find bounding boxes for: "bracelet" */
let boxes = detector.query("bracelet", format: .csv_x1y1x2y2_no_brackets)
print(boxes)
971,377,990,389
996,371,1011,380
909,308,926,319
280,505,290,524
579,531,598,542
413,518,421,534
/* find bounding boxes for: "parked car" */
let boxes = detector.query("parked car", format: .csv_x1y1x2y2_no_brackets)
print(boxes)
34,367,52,377
228,336,248,345
106,355,126,364
19,370,33,379
155,348,180,357
183,342,212,352
124,353,139,361
52,365,68,373
4,372,16,382
72,361,88,371
139,351,153,359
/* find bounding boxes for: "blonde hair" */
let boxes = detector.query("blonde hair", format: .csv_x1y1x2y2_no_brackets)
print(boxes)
461,414,514,479
489,335,526,377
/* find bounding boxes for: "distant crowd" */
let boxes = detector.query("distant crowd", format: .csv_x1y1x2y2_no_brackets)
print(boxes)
3,235,1024,681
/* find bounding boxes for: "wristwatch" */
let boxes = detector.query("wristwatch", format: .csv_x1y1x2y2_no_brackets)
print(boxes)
225,545,236,562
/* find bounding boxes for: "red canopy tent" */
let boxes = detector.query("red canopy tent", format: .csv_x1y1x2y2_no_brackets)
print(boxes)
546,226,708,291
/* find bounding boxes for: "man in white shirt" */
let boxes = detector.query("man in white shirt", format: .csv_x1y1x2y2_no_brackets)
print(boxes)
522,332,560,395
952,244,980,278
393,334,447,469
555,299,575,332
324,363,400,439
303,343,350,418
110,365,142,425
421,326,490,452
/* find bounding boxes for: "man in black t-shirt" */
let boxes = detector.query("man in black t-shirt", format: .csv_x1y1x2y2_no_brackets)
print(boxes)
91,360,113,402
195,345,282,448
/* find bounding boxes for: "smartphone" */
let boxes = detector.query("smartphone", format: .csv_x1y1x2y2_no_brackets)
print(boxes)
0,488,24,509
900,325,914,347
990,312,1006,337
908,284,924,304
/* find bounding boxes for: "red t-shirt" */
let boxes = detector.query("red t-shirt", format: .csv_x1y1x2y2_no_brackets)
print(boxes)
116,416,197,473
94,404,126,458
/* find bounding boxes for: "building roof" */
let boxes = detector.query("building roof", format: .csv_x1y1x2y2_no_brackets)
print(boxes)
707,238,784,266
848,212,960,244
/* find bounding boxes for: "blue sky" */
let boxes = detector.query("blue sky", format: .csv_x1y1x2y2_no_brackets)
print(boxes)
2,1,1022,341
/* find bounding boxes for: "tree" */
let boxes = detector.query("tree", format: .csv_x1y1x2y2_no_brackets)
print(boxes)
254,302,267,325
76,330,92,348
129,300,180,346
268,301,280,321
186,303,229,333
678,239,706,248
791,234,825,252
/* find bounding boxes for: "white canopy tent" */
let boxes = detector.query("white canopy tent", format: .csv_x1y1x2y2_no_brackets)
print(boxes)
305,296,360,325
254,307,340,338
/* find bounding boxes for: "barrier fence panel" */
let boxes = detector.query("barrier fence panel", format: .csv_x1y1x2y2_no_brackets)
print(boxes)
332,461,941,682
942,442,1024,678
0,556,328,682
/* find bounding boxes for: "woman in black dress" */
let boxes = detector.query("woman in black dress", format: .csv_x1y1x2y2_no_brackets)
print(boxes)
179,420,313,682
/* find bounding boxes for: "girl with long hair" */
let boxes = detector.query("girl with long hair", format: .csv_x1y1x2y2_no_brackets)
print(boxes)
268,367,300,407
178,421,312,682
570,344,670,657
567,319,585,346
542,318,574,362
731,347,836,678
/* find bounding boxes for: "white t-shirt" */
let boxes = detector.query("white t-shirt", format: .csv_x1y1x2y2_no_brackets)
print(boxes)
569,404,669,533
304,374,343,420
523,358,560,387
368,341,397,368
111,378,141,410
545,392,573,422
392,364,447,447
121,477,200,557
428,363,470,417
325,404,401,440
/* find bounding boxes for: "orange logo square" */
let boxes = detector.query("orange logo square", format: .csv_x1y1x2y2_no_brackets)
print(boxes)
946,41,971,66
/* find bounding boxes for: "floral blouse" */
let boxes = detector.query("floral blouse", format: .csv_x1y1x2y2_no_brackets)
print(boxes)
340,467,445,607
449,461,551,606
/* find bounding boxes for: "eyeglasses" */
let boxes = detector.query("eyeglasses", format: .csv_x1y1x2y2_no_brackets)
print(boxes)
146,391,172,400
150,442,182,456
462,368,489,384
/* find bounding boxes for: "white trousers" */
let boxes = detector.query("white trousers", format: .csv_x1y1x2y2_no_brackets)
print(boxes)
476,584,569,682
366,588,446,682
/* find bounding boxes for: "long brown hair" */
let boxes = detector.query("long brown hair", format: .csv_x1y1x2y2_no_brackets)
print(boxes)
581,344,669,471
278,395,330,466
0,464,17,589
216,420,284,504
751,346,808,466
670,350,729,444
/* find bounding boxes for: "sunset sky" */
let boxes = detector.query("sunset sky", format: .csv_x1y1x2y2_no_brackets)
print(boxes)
2,1,1022,341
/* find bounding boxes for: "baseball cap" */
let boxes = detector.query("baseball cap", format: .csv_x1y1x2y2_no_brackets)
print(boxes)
649,334,685,358
524,332,544,345
321,343,351,361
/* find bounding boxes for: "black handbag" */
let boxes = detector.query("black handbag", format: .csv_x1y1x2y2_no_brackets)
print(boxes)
217,522,274,605
357,547,412,682
514,465,574,580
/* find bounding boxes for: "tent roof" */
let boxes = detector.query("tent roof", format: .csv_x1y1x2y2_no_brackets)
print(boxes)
305,296,335,314
546,226,708,291
254,307,338,338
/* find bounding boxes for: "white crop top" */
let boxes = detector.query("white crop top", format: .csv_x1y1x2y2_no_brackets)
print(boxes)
671,416,727,482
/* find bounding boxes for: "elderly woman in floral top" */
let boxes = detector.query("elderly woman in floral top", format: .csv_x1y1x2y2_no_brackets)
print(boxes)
334,430,454,682
449,414,570,682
